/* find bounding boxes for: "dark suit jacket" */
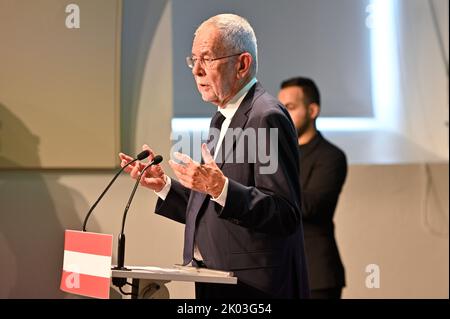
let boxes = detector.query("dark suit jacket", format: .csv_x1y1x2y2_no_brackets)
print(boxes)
299,132,347,290
155,83,310,298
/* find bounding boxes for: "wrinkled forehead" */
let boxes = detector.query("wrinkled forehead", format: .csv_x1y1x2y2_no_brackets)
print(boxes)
192,24,227,56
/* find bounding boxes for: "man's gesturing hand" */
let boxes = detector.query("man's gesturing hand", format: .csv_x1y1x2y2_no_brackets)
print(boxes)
119,144,166,192
169,143,226,198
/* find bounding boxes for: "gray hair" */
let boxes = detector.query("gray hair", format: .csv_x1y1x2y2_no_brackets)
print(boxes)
195,14,258,76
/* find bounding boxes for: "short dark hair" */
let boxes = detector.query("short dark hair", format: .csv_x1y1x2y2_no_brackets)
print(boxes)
280,77,321,106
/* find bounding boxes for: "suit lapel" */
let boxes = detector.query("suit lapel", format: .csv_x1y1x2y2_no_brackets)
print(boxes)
216,82,264,169
188,83,264,214
183,82,265,263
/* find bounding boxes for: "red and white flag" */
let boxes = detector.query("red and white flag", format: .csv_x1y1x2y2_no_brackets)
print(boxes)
60,230,113,299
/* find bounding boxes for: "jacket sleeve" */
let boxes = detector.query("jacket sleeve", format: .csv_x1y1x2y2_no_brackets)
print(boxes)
154,179,191,224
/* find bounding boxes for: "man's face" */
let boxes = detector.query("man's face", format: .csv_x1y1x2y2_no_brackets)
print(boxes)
191,24,241,107
278,86,312,137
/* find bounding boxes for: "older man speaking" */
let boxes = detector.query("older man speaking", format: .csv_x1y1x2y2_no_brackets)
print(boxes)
119,14,309,299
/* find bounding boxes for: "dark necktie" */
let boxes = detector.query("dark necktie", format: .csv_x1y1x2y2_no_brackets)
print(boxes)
182,111,226,265
207,111,226,157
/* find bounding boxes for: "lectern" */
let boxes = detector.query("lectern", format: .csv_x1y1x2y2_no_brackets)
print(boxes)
112,265,237,299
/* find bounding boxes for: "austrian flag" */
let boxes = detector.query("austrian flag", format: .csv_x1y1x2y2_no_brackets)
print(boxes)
60,230,113,299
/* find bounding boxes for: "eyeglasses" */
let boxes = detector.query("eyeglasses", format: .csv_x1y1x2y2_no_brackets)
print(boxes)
186,52,243,69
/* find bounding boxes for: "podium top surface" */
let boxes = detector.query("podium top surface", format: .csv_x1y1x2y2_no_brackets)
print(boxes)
112,265,237,285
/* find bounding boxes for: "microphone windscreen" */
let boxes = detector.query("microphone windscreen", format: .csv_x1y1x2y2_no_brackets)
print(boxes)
136,150,150,160
152,155,163,165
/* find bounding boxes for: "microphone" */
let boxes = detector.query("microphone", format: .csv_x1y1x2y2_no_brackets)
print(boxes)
113,155,163,283
82,150,150,231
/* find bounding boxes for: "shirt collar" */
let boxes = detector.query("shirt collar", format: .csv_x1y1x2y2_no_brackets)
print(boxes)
218,77,257,120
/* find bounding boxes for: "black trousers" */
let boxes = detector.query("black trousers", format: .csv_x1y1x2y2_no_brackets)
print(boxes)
310,287,342,299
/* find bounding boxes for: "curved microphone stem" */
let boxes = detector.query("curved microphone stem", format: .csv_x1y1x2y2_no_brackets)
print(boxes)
82,150,150,232
115,156,162,272
82,159,137,231
120,162,155,234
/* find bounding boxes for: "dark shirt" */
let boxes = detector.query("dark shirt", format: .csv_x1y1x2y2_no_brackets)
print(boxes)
299,131,347,290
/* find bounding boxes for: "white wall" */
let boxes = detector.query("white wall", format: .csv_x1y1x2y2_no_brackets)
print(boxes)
395,0,449,159
336,163,448,298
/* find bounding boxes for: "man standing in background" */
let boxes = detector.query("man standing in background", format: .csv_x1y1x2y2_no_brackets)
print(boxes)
279,77,347,299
